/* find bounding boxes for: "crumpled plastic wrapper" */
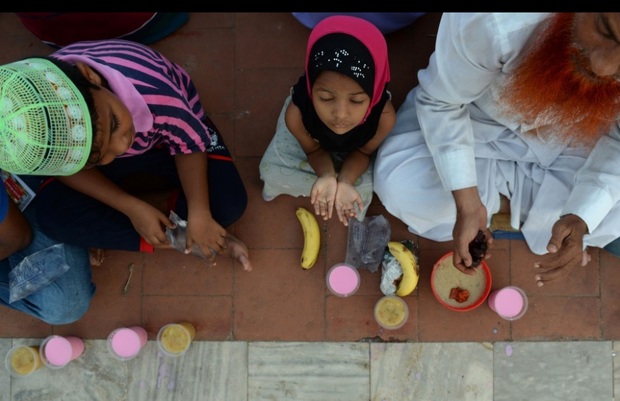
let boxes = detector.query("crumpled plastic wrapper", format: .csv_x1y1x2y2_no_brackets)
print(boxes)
380,250,403,295
165,211,216,265
9,243,70,303
380,240,419,296
344,214,391,272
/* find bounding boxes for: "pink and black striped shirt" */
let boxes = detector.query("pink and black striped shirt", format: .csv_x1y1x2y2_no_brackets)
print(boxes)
53,39,216,158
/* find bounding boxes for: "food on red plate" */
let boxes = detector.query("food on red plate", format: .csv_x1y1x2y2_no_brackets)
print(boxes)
449,287,470,303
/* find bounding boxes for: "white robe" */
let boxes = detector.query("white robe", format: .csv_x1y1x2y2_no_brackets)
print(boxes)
374,13,620,254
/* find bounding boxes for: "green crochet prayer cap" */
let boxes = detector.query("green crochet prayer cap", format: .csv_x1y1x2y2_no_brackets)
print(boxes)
0,58,92,176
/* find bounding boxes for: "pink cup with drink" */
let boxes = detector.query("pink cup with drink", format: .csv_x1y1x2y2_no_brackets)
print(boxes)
107,326,148,361
39,335,84,368
488,286,528,320
326,263,360,297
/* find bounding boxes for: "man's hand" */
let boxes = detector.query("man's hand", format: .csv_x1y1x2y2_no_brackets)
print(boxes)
534,214,590,286
452,187,493,274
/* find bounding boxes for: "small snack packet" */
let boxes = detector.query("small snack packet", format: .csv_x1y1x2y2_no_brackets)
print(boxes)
165,211,215,265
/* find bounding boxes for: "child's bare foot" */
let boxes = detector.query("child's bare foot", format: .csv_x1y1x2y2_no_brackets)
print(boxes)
90,249,105,266
224,234,252,271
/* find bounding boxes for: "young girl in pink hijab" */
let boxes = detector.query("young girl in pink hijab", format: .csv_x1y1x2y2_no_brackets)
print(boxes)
260,15,395,226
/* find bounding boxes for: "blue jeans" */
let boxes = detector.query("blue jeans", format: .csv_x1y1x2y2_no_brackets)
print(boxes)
0,202,94,325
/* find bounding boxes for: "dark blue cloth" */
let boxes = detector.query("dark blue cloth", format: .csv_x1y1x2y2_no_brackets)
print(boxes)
604,237,620,258
33,136,247,251
0,183,7,222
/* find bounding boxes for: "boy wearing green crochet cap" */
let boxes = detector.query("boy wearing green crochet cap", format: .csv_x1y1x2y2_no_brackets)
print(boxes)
0,58,94,324
0,60,95,324
0,39,252,272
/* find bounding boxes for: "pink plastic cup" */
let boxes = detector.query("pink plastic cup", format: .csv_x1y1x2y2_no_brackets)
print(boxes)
39,335,84,368
107,326,148,361
326,263,360,297
488,286,528,320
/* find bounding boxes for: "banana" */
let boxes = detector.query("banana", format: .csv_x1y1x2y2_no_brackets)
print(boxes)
296,207,321,269
388,241,420,297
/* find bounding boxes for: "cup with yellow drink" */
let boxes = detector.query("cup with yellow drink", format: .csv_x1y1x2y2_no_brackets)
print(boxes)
5,344,44,377
374,295,409,330
157,322,196,357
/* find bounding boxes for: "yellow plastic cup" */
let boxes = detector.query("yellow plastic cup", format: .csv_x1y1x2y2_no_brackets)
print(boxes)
157,322,196,357
5,345,44,377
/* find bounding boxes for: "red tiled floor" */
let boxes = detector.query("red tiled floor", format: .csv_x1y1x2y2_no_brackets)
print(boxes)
1,12,620,343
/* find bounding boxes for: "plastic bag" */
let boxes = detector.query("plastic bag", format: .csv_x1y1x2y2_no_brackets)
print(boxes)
380,250,402,295
344,214,391,272
165,211,215,265
9,243,71,303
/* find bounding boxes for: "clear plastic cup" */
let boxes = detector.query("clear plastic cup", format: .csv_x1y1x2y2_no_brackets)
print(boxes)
39,335,84,368
488,286,528,320
107,326,148,361
374,295,409,330
5,345,43,377
326,263,360,297
157,322,196,357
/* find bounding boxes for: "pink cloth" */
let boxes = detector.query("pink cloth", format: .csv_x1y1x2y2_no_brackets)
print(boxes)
304,15,390,122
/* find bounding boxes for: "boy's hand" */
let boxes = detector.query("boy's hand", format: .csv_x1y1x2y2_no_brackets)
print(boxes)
185,211,227,262
128,203,174,246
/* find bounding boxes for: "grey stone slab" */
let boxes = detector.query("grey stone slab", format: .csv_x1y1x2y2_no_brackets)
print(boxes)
4,339,249,401
612,342,620,401
494,341,613,401
4,339,619,401
371,342,493,401
248,342,369,401
127,341,248,401
0,338,10,401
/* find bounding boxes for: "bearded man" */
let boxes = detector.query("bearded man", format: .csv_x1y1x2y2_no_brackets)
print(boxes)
374,13,620,286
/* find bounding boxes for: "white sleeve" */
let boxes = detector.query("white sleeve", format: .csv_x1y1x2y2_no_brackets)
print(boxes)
563,124,620,232
415,13,535,191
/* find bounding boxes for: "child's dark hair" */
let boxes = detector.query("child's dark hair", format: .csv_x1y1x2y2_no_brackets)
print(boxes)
42,56,104,169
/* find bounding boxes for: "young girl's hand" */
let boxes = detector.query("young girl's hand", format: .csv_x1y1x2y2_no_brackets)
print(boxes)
335,182,363,226
310,175,338,220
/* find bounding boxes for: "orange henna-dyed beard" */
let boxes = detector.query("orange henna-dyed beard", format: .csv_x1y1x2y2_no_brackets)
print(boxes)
501,13,620,144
